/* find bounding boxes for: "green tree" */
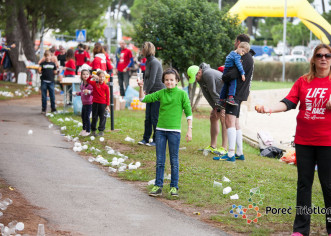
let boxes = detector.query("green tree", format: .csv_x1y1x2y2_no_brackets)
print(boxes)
1,0,112,80
270,22,310,46
133,0,243,109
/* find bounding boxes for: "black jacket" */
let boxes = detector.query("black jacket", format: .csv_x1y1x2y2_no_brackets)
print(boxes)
222,49,255,101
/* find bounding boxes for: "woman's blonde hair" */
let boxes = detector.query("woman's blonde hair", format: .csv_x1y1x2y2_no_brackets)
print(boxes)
304,43,331,82
142,42,155,57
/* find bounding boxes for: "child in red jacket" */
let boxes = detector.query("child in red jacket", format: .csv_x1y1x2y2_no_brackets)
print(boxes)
87,70,110,137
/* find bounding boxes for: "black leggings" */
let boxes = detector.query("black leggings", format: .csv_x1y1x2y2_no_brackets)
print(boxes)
91,103,106,132
294,144,331,235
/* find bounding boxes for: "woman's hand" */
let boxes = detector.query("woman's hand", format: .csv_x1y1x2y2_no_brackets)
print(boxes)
255,105,271,114
137,78,144,88
105,106,110,112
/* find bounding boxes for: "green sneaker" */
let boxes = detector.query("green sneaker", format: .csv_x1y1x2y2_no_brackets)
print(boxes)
149,186,162,197
204,145,217,154
215,147,227,155
169,187,178,197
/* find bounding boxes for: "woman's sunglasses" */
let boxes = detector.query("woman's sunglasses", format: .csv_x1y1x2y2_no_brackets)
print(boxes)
315,53,331,59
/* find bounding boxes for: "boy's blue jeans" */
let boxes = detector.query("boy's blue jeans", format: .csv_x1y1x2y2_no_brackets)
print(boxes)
41,80,56,111
155,130,181,189
220,79,237,99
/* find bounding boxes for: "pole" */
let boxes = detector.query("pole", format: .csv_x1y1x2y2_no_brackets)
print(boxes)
282,0,287,82
40,14,45,60
107,6,111,55
218,0,222,10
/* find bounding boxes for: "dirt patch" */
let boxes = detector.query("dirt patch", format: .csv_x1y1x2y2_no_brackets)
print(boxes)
0,178,80,235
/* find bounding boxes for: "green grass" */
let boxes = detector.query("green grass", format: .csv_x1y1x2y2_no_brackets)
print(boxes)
0,81,39,100
48,108,326,235
250,80,294,90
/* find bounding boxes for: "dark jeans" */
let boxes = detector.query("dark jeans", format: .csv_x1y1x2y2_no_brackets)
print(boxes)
81,104,92,132
155,130,181,189
294,144,331,235
143,101,160,143
91,103,107,132
118,71,130,96
41,81,56,111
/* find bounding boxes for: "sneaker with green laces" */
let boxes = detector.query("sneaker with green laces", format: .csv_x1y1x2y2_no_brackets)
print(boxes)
215,147,227,155
149,186,162,197
169,187,178,197
204,145,217,154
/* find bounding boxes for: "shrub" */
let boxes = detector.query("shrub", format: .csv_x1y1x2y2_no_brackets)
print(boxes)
254,61,310,82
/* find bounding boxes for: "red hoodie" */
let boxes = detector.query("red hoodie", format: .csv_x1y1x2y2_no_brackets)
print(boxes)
87,76,110,105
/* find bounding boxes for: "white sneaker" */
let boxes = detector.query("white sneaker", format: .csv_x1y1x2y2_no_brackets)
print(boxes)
82,131,90,137
79,130,85,136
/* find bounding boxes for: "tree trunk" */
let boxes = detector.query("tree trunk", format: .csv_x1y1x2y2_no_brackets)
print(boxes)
192,88,203,111
5,0,28,82
18,6,36,62
246,17,253,35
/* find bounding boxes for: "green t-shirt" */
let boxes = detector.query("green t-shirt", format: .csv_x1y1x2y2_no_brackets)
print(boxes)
142,86,192,131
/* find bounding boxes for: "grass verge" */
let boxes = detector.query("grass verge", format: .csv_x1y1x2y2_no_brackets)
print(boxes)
48,108,326,235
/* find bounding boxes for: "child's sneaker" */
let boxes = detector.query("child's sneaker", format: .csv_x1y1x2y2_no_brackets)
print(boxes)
79,130,85,136
226,97,238,106
41,109,46,115
235,154,245,161
169,187,179,197
149,186,162,197
98,131,104,136
90,131,96,136
138,139,148,145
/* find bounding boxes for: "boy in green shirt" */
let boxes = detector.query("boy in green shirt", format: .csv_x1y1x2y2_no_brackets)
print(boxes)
138,68,192,197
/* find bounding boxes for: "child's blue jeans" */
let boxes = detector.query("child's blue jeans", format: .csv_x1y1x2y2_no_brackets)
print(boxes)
41,80,56,111
220,79,237,99
155,130,181,189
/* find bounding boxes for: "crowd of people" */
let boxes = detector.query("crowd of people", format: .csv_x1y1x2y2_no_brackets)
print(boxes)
37,33,331,236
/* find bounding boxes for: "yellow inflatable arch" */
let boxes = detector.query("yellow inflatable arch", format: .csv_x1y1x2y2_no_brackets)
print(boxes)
229,0,331,44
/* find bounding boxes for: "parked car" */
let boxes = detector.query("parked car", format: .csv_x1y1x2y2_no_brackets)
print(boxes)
280,55,308,63
291,46,311,58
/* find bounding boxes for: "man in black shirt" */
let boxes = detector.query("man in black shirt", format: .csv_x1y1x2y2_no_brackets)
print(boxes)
39,50,57,114
215,34,255,162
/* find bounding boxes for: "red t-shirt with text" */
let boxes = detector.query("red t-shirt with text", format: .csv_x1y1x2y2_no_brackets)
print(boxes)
285,76,331,146
117,48,132,72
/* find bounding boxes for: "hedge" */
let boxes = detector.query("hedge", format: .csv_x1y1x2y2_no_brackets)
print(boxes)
253,61,310,82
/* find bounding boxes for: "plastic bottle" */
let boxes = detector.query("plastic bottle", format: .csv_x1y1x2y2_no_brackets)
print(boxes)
37,224,45,236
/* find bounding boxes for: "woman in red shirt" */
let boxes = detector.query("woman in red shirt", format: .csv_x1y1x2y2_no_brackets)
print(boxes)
256,44,331,236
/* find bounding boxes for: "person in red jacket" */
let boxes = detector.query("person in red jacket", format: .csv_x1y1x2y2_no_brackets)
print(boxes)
87,70,110,137
75,43,88,74
91,43,107,72
116,40,133,97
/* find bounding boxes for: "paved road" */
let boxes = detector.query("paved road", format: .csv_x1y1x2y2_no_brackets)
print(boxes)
0,97,227,236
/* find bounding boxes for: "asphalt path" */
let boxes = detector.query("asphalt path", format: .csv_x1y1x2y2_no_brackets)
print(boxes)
0,97,228,236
